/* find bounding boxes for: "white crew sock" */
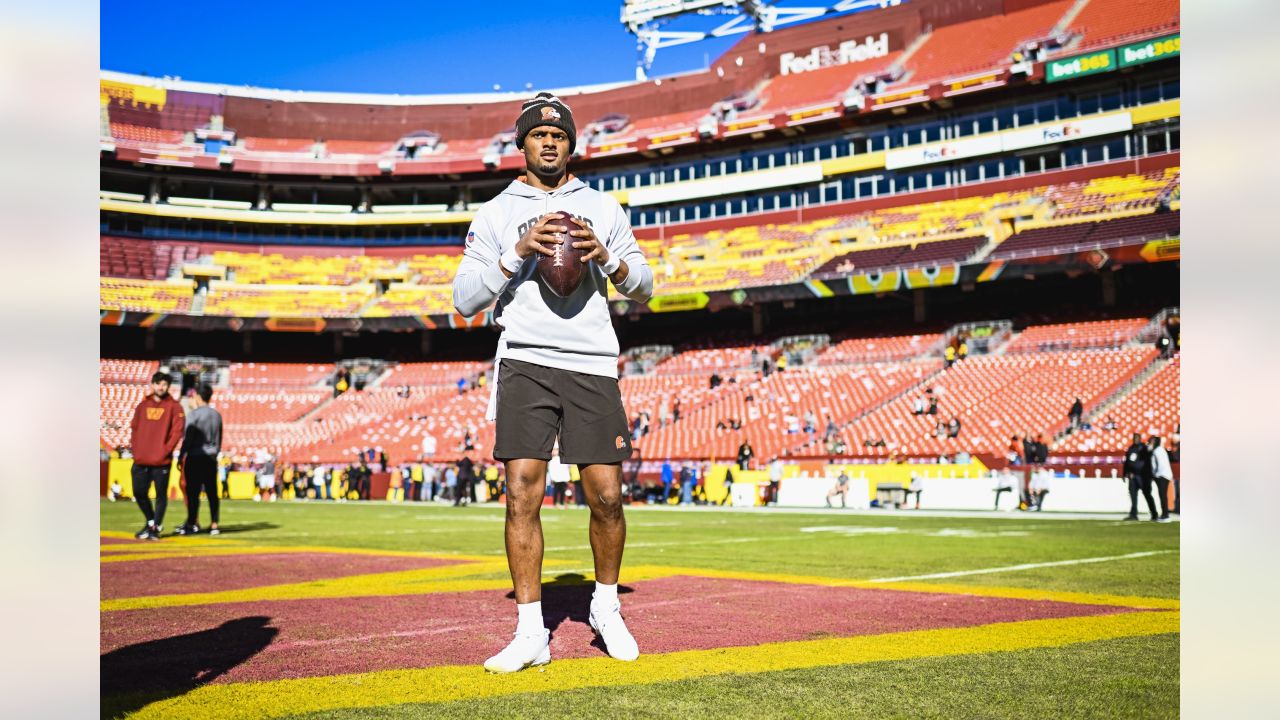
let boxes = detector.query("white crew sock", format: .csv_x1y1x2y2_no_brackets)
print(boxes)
593,581,619,606
516,601,544,634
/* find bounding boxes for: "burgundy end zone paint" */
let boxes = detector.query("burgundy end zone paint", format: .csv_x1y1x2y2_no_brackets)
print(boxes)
102,574,1143,686
101,553,464,599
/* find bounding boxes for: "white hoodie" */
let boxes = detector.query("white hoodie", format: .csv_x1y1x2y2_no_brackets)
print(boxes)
453,176,653,383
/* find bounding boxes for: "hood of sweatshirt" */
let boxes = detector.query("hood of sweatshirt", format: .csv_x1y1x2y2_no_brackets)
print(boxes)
498,175,589,203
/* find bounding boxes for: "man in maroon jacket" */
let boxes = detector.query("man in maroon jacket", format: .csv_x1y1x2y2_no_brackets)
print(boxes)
128,372,185,539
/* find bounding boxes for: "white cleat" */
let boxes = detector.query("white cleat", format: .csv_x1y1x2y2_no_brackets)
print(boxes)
483,629,551,673
589,601,640,661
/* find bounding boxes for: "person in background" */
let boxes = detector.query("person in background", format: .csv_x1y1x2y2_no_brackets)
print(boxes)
957,339,968,361
944,344,956,368
177,384,222,535
946,415,962,439
1123,433,1158,521
825,470,850,508
128,372,185,540
720,465,735,506
736,438,755,471
1150,435,1174,522
1006,434,1023,465
823,416,838,443
672,398,682,423
768,458,783,506
926,389,938,416
904,473,923,509
456,454,476,506
423,463,440,502
444,463,458,503
1068,398,1084,431
679,464,694,505
660,460,673,502
485,462,501,502
912,394,925,415
549,452,570,507
218,453,231,499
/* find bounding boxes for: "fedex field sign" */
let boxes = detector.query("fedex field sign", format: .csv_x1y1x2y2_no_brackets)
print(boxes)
779,34,890,75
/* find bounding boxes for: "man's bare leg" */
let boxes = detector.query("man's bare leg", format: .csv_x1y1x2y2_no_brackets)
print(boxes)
579,463,626,584
579,462,638,660
485,458,551,673
504,459,548,602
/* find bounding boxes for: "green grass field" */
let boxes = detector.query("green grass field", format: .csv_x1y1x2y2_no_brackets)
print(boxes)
100,499,1179,719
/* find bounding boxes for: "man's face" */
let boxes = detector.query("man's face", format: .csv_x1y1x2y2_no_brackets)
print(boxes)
523,125,571,176
151,380,170,398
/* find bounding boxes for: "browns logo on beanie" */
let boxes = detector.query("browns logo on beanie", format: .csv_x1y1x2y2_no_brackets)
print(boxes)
515,92,576,152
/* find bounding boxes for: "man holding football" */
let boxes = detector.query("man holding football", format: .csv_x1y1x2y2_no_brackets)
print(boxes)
452,92,654,672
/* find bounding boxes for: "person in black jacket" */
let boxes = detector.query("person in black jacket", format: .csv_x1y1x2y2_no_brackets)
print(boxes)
736,439,754,471
1123,433,1158,521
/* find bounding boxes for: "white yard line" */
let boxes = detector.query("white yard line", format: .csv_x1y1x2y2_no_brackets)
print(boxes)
868,550,1176,583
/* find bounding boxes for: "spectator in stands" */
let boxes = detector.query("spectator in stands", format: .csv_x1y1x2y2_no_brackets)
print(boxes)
1068,398,1084,430
825,471,851,508
709,373,722,389
422,432,437,459
926,389,938,416
935,420,947,439
1102,414,1118,431
803,410,817,436
947,416,962,439
672,399,682,423
912,395,925,415
334,368,350,397
658,397,670,429
944,345,956,368
761,357,772,377
1007,435,1023,465
127,372,185,540
1149,436,1173,521
957,339,969,361
777,353,789,372
785,413,801,435
736,439,755,471
640,411,651,436
824,416,838,442
1123,433,1158,521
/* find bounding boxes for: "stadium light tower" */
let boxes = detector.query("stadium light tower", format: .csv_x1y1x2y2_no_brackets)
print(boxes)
621,0,903,79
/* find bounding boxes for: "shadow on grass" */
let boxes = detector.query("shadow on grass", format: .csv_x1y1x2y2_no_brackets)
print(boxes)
204,522,279,535
505,573,635,654
101,616,277,719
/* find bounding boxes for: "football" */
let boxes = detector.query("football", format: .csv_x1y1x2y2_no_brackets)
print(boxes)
535,212,590,297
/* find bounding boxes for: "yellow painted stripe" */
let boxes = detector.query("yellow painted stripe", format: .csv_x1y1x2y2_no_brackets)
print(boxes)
634,565,1179,610
820,151,887,176
102,554,1178,612
125,611,1179,720
1130,98,1180,125
608,189,629,205
102,562,514,611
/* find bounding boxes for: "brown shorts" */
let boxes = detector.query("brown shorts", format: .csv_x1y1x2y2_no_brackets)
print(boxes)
493,358,632,465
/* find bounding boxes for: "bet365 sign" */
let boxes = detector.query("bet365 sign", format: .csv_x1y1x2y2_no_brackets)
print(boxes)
1046,34,1179,83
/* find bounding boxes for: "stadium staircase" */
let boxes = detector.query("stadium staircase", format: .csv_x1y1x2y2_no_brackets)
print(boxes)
884,29,932,83
1052,354,1169,447
1051,0,1096,44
